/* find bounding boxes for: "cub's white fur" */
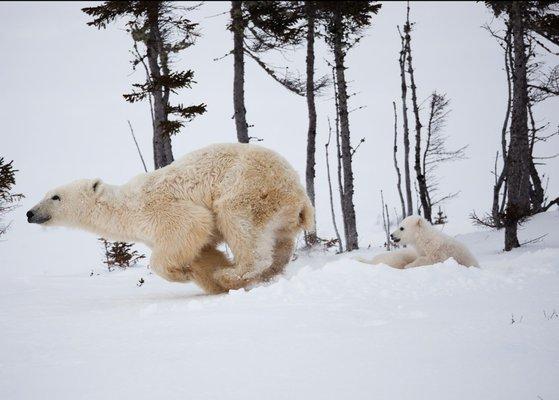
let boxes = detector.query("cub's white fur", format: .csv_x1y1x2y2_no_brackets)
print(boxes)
358,216,479,269
355,248,418,269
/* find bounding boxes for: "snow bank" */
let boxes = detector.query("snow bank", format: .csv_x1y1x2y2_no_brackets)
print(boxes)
1,212,558,399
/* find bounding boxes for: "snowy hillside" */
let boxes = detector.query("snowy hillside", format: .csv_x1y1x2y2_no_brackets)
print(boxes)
1,211,558,400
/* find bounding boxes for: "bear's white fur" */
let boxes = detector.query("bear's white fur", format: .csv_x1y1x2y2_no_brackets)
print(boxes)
28,143,314,293
358,216,479,269
354,248,418,269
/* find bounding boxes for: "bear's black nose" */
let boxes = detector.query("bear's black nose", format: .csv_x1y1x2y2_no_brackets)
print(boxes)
26,210,34,220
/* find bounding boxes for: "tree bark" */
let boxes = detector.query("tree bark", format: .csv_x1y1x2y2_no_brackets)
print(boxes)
333,9,358,251
304,1,318,245
392,102,406,220
399,28,413,216
404,11,430,222
504,1,531,251
326,119,343,254
492,30,512,228
527,102,544,212
146,2,173,169
332,69,345,244
231,1,249,143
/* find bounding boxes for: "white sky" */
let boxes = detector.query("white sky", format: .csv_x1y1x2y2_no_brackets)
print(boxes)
1,1,558,268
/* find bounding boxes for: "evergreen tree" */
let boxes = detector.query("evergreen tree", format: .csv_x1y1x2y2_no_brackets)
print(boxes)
0,158,23,238
83,1,206,169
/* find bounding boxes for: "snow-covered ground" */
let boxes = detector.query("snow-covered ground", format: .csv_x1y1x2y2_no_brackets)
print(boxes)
1,211,558,400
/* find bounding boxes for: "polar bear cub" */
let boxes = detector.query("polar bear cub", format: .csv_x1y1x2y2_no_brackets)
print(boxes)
359,215,479,269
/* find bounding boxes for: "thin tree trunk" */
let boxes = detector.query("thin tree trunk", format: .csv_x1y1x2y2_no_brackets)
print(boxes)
146,2,173,169
504,1,531,251
304,2,318,245
492,30,513,228
527,101,544,212
155,20,174,165
380,190,390,251
332,68,345,244
127,120,148,173
422,96,435,214
392,102,406,220
326,119,343,254
333,9,358,251
231,0,249,143
405,6,430,222
399,26,413,216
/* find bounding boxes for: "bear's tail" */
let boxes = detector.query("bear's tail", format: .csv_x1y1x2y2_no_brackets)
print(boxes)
298,197,315,232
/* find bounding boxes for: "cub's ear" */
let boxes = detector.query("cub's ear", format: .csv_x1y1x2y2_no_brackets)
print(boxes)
92,179,102,193
417,217,423,227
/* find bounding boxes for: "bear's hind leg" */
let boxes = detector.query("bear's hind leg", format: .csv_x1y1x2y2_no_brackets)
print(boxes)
259,236,296,282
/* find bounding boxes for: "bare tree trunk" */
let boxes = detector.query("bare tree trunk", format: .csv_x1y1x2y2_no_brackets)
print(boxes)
527,101,544,212
231,0,249,143
155,19,174,165
332,68,345,245
392,102,406,219
127,120,148,173
146,2,173,169
380,190,391,251
398,26,413,216
504,1,531,251
333,9,358,251
492,29,513,228
326,119,343,254
304,2,318,245
404,7,430,222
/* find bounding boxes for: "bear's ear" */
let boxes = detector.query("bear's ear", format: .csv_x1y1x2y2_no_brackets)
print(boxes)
92,179,102,193
417,217,423,227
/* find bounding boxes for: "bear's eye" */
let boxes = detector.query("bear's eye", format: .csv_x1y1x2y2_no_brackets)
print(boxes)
400,227,404,231
51,195,60,201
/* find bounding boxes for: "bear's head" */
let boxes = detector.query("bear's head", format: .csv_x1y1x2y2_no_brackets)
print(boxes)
390,215,426,245
27,179,103,227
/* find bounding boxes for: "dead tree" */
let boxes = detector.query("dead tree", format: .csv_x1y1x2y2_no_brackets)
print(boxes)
392,101,406,220
422,92,466,217
380,190,393,250
403,4,431,222
332,68,345,247
127,120,148,173
326,118,343,254
398,22,413,216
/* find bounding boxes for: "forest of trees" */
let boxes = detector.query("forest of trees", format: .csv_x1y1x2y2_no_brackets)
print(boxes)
2,1,557,255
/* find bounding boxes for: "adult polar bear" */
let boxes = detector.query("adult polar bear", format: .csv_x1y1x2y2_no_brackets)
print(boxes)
359,215,479,268
27,143,314,294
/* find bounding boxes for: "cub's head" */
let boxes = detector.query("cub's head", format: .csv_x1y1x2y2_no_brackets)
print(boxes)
27,179,103,227
390,215,426,245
